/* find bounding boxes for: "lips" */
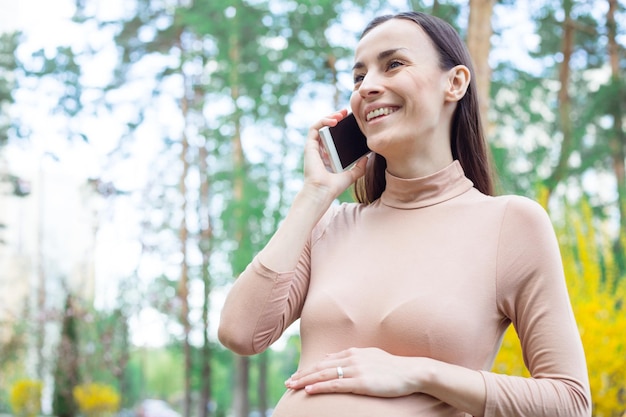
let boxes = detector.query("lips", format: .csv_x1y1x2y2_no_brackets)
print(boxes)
366,106,399,121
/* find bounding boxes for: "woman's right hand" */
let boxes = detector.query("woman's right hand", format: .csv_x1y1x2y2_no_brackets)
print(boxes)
302,110,368,202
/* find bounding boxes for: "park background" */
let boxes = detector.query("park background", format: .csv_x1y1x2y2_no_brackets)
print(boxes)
0,0,625,416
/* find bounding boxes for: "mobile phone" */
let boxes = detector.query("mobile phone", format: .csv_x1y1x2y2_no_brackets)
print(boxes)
319,113,370,172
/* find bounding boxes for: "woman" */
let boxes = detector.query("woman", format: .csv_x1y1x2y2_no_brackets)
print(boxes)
218,11,591,417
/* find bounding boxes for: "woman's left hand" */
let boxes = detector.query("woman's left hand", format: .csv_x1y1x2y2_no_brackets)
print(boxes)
285,347,424,397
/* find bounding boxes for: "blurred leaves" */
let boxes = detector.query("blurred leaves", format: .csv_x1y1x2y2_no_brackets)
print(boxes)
73,383,121,417
9,380,42,417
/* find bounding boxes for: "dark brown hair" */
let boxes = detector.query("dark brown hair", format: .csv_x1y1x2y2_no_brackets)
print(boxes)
354,11,495,203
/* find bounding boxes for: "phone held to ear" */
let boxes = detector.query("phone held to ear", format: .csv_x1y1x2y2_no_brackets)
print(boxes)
318,113,371,173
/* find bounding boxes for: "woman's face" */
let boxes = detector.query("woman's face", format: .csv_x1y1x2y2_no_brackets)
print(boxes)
350,19,457,169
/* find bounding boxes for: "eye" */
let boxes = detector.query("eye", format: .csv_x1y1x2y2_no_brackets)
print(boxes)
353,73,365,85
387,60,404,70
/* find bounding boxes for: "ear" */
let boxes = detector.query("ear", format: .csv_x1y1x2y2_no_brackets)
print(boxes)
444,65,470,102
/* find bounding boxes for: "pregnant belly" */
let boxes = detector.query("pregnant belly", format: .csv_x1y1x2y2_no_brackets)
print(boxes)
271,389,469,417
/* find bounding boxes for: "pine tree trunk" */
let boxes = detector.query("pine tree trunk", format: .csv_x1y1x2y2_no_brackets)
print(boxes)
36,158,46,379
606,0,626,268
179,78,192,417
230,17,250,417
258,352,268,417
466,0,494,135
545,0,575,200
199,138,213,417
52,295,80,417
233,356,250,417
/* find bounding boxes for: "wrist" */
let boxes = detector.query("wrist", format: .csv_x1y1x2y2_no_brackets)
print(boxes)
412,357,437,392
298,182,337,208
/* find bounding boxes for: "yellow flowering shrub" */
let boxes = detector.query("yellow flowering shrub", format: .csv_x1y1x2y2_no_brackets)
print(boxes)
73,383,120,417
493,197,626,416
9,379,42,417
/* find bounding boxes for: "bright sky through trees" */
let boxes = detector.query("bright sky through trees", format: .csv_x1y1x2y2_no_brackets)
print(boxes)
1,0,617,349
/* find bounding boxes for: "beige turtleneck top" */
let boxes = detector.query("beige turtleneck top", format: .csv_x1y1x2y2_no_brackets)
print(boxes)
219,161,591,417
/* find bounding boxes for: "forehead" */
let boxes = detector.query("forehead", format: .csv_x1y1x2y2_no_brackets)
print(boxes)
354,19,436,63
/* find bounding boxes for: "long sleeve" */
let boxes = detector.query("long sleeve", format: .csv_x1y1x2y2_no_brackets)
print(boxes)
218,207,336,356
481,196,591,417
217,257,308,355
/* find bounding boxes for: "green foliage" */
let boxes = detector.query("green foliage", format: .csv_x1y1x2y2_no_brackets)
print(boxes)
143,347,184,400
0,32,18,147
9,380,42,417
489,0,621,201
0,311,28,370
0,315,29,413
76,305,133,407
122,340,301,414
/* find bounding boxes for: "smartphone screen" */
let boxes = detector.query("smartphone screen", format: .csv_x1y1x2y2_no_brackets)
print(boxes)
319,113,370,172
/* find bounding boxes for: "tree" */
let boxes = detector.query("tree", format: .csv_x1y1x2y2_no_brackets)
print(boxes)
0,32,17,148
542,0,577,199
605,0,626,269
466,0,495,134
489,0,624,230
198,145,213,417
101,1,209,413
183,1,366,413
76,305,132,406
0,32,28,250
177,34,193,417
52,294,80,417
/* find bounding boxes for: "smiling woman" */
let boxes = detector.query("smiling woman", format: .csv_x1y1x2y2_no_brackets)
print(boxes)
218,11,591,417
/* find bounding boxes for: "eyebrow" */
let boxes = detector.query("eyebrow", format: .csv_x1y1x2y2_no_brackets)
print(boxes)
352,48,409,71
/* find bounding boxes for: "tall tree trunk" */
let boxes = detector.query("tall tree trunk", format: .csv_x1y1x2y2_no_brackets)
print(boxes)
36,155,46,379
52,294,80,417
229,13,250,417
112,308,130,409
544,0,575,201
198,137,213,417
178,88,192,417
606,0,626,268
233,356,250,417
431,0,440,15
258,352,268,417
327,54,340,109
466,0,494,136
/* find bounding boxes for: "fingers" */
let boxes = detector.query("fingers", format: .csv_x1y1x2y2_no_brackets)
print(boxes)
285,347,411,397
309,109,349,131
302,110,366,196
306,109,349,146
285,363,352,393
347,154,369,180
286,349,356,391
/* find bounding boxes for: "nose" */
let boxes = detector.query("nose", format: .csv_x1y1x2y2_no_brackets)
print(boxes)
357,72,383,98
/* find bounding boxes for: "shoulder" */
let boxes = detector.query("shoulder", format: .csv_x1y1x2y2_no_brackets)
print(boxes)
311,201,364,243
462,189,550,227
493,194,553,231
493,194,563,291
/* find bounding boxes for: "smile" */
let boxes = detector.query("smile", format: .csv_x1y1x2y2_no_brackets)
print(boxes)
366,107,399,121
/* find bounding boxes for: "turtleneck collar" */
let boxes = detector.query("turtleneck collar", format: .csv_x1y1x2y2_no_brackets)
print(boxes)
380,160,474,209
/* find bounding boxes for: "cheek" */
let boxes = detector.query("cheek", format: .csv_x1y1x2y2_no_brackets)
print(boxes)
349,91,365,127
349,90,360,112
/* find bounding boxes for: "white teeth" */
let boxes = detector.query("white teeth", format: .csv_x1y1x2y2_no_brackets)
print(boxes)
366,107,397,121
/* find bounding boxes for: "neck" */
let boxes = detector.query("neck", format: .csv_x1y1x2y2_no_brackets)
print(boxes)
381,118,454,179
385,150,454,179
